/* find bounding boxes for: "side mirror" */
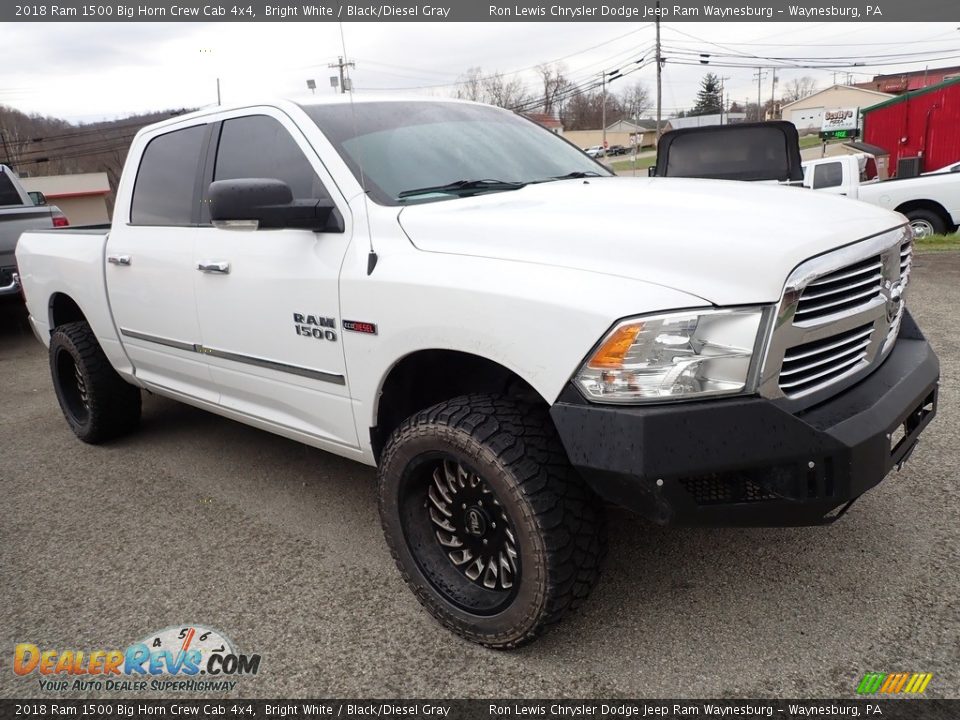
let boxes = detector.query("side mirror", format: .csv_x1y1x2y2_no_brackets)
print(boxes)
28,191,47,206
208,178,344,233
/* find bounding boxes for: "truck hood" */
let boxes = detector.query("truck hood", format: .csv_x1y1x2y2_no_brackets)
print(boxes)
397,177,904,306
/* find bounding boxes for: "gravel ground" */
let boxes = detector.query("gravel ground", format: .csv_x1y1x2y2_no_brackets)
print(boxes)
1,253,957,699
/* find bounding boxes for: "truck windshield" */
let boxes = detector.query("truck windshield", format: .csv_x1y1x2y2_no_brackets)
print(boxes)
301,101,611,205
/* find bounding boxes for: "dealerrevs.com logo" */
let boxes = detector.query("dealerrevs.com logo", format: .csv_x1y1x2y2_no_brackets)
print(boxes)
13,624,261,693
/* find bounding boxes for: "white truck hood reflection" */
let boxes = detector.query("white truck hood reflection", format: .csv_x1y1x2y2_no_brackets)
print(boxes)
397,176,904,306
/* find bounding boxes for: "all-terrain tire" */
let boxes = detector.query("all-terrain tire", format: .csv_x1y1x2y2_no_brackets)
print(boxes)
377,394,606,649
49,321,141,444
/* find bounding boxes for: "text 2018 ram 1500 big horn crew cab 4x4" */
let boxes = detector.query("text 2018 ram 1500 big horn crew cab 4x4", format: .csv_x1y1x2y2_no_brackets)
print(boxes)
16,97,939,648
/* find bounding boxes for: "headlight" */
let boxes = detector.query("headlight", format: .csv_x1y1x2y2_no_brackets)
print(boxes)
574,308,770,403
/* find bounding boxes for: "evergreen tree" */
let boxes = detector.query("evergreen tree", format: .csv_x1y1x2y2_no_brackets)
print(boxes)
691,73,723,116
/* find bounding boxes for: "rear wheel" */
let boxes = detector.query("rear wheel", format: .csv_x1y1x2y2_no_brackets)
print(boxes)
377,394,606,648
904,208,947,238
50,321,141,444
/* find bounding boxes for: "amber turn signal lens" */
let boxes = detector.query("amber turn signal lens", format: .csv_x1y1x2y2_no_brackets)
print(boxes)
588,324,642,369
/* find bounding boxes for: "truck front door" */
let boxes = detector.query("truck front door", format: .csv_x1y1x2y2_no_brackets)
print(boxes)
193,111,357,449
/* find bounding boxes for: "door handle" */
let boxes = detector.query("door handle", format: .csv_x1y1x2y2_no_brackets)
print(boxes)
107,255,132,266
197,261,230,274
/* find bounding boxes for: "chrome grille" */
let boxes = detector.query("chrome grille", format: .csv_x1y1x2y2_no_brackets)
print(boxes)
761,227,913,405
779,324,874,395
794,256,883,322
900,237,913,278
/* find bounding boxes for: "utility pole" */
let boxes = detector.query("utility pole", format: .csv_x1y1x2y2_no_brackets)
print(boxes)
769,68,777,120
216,78,221,106
655,0,662,140
720,75,730,124
601,71,607,149
753,68,767,121
601,66,624,149
328,56,355,94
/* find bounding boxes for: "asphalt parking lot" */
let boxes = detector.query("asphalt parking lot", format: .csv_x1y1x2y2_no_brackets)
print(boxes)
1,253,958,700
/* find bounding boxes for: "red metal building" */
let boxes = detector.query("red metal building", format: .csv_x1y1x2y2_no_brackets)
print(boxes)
862,77,960,176
854,65,960,94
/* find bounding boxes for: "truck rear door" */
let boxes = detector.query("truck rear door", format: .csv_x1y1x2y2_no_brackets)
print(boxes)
105,122,218,402
192,110,358,449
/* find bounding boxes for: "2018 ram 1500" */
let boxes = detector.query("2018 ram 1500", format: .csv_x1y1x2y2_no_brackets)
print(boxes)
15,98,939,648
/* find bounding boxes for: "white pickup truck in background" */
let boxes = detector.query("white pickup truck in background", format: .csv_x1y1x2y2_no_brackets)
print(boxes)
14,97,940,648
802,154,960,237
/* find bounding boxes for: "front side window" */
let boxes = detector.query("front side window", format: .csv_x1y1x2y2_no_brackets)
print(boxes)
214,115,326,201
301,101,611,205
131,125,207,225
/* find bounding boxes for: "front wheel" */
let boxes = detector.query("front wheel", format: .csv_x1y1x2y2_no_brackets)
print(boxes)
50,321,142,444
904,208,947,238
377,394,606,649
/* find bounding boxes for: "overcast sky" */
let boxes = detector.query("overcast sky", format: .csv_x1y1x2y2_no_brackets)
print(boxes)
2,21,958,123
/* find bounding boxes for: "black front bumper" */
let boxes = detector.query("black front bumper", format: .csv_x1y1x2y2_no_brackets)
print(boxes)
550,312,939,527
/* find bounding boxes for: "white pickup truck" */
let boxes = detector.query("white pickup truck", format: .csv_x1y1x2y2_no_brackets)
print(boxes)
15,97,939,648
802,154,960,237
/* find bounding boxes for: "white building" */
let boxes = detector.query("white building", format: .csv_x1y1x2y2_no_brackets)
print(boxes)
782,85,893,133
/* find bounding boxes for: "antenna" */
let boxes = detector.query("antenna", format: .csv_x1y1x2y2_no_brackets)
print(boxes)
337,23,378,275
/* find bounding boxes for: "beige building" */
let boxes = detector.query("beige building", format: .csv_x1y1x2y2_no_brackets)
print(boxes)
21,172,111,226
782,85,893,133
565,121,656,152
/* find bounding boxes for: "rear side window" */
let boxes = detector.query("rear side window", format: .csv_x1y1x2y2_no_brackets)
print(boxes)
214,115,326,200
131,125,207,225
812,162,843,189
0,173,22,206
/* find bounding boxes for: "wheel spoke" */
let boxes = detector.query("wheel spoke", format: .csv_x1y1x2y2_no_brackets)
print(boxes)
448,549,473,565
427,485,452,516
429,507,456,533
435,531,463,548
443,461,459,495
498,552,514,589
465,556,484,581
432,468,453,504
482,558,498,589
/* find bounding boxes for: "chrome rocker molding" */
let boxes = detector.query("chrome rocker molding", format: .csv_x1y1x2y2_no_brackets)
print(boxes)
119,328,346,386
759,225,912,409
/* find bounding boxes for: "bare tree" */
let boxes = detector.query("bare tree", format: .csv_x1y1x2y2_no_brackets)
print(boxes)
619,82,651,122
484,71,531,110
455,67,485,103
782,76,818,104
455,67,531,109
536,63,573,117
563,89,629,131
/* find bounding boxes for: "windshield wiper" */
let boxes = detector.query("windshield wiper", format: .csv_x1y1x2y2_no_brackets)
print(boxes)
527,171,606,186
550,171,604,180
397,179,527,199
